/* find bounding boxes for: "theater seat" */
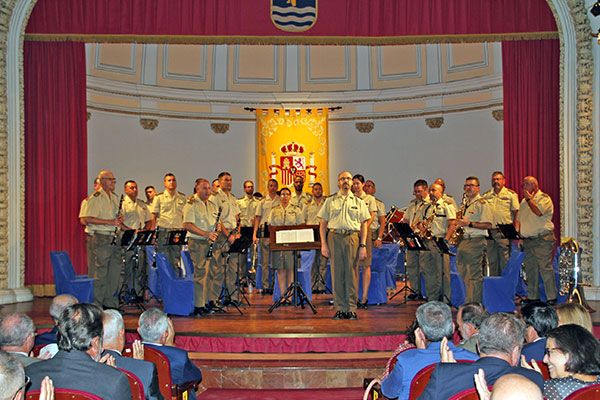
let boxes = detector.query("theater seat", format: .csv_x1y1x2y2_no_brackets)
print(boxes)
482,250,525,312
155,253,194,316
49,251,94,303
564,383,600,400
145,245,162,299
26,388,103,400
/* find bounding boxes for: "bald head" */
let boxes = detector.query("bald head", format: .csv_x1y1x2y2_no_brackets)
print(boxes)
490,374,542,400
49,294,79,322
434,178,446,191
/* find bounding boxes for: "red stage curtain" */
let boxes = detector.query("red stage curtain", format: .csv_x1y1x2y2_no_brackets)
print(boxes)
24,42,88,293
26,0,556,36
502,40,561,234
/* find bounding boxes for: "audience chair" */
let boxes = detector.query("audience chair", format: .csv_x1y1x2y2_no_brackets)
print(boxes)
144,345,197,400
26,388,103,400
482,250,526,312
155,252,194,316
448,388,480,400
145,245,162,299
449,251,467,307
564,384,600,400
408,363,437,400
535,360,551,380
117,367,145,400
49,251,94,303
362,378,381,400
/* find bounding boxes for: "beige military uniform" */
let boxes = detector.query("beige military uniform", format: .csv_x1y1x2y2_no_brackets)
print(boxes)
269,204,304,271
304,197,328,292
81,188,122,308
237,194,260,279
318,192,371,313
290,191,312,211
517,190,556,300
183,195,220,307
255,194,281,290
121,196,153,293
357,192,378,268
79,196,95,276
422,199,456,301
209,189,241,300
403,197,430,294
457,194,493,303
482,187,520,275
151,190,187,269
442,193,458,212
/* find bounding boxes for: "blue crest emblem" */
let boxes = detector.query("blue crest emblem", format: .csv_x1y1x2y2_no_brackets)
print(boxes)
271,0,317,32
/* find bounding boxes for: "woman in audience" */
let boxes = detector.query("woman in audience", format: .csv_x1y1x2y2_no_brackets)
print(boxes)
523,324,600,400
554,303,593,332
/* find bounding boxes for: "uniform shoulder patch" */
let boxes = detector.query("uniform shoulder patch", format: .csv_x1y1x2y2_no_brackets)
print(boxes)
507,188,517,194
443,198,453,205
178,191,186,197
540,193,550,199
93,191,101,197
187,196,195,204
477,198,487,204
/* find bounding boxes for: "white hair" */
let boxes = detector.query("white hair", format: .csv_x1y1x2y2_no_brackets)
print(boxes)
102,309,124,344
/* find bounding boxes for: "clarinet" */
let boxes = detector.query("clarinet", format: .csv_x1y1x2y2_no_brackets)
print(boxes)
111,195,125,246
206,207,222,258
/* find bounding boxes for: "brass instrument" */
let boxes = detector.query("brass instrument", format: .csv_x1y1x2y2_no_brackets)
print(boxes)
111,195,125,246
418,209,436,240
206,207,222,258
249,242,258,274
558,237,594,311
448,193,467,246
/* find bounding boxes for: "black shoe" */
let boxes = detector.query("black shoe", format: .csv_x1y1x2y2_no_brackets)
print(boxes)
190,307,204,317
347,312,358,320
357,301,368,310
407,293,420,301
333,311,345,320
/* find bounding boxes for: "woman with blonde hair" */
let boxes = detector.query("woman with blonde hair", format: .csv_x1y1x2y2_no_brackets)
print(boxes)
555,303,592,332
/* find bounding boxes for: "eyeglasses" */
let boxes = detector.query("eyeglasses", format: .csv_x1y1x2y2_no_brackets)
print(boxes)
338,177,352,181
12,376,30,399
464,184,479,187
102,178,117,182
544,347,562,356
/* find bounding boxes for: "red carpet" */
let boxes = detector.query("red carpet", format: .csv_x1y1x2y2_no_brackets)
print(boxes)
199,388,364,400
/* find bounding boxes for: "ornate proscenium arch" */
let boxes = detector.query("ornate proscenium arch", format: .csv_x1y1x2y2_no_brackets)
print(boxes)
0,0,596,303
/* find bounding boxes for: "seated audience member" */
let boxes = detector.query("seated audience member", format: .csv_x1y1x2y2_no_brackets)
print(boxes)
523,324,600,400
26,303,131,400
0,352,54,400
418,313,544,400
138,308,202,392
380,301,478,400
102,310,163,400
475,371,543,400
0,313,39,367
381,319,419,380
555,303,593,332
521,301,558,361
35,294,78,346
457,302,488,354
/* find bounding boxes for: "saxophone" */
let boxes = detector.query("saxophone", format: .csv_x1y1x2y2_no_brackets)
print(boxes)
419,209,436,240
448,193,467,246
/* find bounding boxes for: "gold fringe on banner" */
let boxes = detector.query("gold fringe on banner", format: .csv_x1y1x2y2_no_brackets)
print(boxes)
28,284,56,297
24,31,559,45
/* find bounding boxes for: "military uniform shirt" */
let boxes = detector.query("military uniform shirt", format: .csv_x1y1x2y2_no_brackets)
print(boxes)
82,188,120,234
463,194,493,237
424,198,457,237
404,198,430,225
517,190,554,237
318,192,371,231
255,194,281,224
442,194,458,212
151,190,187,229
209,189,240,230
269,204,304,227
303,197,326,225
482,186,520,226
182,195,220,240
79,197,91,234
290,191,312,210
237,195,259,227
122,196,152,230
370,198,387,232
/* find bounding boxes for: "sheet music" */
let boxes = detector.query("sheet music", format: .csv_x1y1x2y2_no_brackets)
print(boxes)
275,228,315,244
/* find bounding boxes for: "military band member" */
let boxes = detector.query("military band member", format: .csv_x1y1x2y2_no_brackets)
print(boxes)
237,180,259,275
211,179,220,196
400,179,430,300
144,185,157,207
516,176,556,304
290,175,312,211
352,174,378,308
364,180,386,250
253,179,281,293
303,182,328,293
182,178,221,317
80,170,124,309
452,176,493,303
434,178,458,211
79,178,101,276
121,180,154,293
151,173,186,270
318,171,370,320
423,183,456,302
482,171,519,275
268,187,304,296
209,172,241,304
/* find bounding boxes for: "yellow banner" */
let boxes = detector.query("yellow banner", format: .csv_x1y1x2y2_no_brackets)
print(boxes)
256,108,329,194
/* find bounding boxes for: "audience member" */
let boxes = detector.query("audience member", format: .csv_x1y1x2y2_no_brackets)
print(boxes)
521,301,558,361
380,301,478,400
35,294,78,346
456,302,488,354
0,351,27,400
555,303,593,332
522,324,600,400
138,308,202,398
102,310,163,400
418,313,544,399
0,313,39,367
475,371,543,400
26,303,131,399
381,319,418,380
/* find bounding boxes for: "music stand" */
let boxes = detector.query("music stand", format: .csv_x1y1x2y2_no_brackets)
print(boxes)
225,227,254,310
433,237,454,304
268,224,319,314
388,222,428,303
118,229,155,311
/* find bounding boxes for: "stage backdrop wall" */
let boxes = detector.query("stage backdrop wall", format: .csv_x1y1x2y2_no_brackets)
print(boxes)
87,108,503,208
